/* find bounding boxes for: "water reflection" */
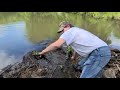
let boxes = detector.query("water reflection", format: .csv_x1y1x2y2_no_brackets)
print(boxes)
25,15,60,43
0,21,35,69
108,32,120,46
0,50,20,69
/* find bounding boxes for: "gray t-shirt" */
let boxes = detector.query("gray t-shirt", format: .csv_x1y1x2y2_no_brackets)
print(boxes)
60,27,108,57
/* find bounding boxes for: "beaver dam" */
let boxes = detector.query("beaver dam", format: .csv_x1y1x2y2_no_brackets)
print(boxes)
0,39,120,78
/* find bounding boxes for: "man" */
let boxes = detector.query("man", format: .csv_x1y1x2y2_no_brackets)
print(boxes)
38,21,111,78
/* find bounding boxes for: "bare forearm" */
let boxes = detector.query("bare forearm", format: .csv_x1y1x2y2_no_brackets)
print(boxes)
71,50,77,60
39,38,65,55
40,44,58,55
73,50,77,58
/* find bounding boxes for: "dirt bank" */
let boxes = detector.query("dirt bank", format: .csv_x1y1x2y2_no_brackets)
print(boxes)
0,39,120,78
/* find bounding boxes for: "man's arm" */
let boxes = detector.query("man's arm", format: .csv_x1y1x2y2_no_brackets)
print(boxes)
71,50,77,60
39,38,65,55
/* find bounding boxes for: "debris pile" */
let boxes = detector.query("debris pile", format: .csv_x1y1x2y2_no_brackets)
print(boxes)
102,45,120,78
0,40,120,78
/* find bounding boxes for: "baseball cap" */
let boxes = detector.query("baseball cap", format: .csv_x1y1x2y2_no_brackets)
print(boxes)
57,21,71,33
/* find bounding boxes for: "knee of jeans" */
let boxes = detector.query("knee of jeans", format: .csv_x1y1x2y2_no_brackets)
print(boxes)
83,57,95,66
80,66,102,78
98,56,111,68
95,70,103,78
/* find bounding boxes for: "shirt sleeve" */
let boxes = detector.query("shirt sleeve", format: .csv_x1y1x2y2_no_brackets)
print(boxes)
59,30,75,45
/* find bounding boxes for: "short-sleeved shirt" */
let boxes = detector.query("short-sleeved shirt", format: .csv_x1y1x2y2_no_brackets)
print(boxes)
60,27,108,57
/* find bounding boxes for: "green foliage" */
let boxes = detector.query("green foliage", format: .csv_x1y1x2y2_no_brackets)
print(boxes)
67,46,73,54
76,12,120,20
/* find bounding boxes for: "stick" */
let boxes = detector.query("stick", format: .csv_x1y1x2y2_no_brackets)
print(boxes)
116,64,120,71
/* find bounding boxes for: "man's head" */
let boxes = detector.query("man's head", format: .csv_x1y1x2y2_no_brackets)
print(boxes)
57,21,73,33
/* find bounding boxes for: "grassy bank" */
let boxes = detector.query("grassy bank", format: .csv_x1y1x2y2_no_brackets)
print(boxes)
74,12,120,20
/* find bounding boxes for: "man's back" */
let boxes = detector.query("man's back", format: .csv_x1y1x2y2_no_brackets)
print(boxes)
60,27,108,57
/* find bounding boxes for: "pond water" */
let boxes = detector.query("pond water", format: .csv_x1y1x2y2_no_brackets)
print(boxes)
0,12,120,69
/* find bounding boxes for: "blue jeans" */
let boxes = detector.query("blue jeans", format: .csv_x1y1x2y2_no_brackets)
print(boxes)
78,46,111,78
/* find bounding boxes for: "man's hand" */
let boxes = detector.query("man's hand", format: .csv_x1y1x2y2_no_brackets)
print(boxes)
70,50,77,61
71,56,76,61
32,51,46,60
39,52,45,58
70,51,78,64
70,56,77,64
32,51,43,58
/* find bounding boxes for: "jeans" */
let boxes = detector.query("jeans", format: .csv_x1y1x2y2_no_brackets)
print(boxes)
78,46,111,78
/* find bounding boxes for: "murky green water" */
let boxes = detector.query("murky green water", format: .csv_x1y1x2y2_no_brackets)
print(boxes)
0,12,120,69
